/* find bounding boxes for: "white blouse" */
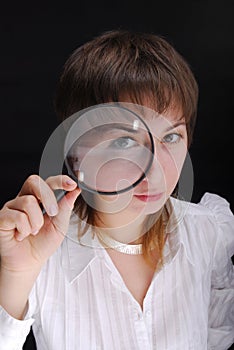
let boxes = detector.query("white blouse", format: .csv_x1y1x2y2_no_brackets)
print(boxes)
0,193,234,350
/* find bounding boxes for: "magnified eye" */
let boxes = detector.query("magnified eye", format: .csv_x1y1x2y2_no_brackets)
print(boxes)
162,133,182,144
111,137,138,149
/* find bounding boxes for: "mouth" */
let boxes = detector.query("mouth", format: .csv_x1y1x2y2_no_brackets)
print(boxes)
134,192,164,202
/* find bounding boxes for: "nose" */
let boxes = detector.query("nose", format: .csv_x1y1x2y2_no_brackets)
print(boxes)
142,151,165,187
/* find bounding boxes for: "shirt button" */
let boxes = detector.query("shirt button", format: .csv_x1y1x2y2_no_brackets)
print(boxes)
146,310,151,316
134,311,143,321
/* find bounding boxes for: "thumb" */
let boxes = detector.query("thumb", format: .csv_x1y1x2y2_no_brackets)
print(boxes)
51,188,81,235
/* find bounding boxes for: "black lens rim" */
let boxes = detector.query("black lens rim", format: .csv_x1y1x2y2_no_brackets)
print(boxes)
64,104,155,195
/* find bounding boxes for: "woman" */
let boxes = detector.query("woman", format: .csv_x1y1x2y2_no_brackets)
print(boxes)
0,30,233,349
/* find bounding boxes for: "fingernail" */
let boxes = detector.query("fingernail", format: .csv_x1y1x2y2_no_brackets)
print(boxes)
66,179,77,186
49,204,58,216
17,234,24,241
32,229,39,235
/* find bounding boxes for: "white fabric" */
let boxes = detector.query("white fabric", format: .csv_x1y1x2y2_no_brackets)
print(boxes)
0,193,233,350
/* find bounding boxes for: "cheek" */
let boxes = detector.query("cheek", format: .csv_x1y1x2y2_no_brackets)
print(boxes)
159,146,187,190
93,191,135,214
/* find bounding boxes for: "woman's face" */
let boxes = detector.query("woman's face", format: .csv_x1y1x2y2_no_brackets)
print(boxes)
92,104,188,226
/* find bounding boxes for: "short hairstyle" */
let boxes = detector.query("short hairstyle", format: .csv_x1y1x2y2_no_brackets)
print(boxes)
54,30,198,147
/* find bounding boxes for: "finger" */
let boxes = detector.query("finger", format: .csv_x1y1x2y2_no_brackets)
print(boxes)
50,188,81,235
0,207,32,241
18,175,59,217
0,207,17,231
45,175,77,191
6,196,44,234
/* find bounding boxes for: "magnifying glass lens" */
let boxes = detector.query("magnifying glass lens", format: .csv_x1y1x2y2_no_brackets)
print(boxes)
64,105,154,194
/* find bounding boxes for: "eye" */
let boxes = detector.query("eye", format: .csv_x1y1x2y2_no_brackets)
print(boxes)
111,137,137,149
162,133,182,144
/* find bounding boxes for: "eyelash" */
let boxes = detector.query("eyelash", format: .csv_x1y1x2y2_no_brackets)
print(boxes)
161,132,183,145
111,136,137,149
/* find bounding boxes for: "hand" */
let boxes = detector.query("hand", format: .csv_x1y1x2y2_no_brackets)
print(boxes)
0,174,81,272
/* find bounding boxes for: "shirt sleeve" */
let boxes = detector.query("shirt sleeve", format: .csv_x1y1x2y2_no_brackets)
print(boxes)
200,193,234,350
0,283,37,350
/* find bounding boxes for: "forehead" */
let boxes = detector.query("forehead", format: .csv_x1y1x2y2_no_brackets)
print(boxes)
117,101,185,131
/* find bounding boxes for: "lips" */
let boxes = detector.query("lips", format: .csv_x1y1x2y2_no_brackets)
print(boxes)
134,193,163,202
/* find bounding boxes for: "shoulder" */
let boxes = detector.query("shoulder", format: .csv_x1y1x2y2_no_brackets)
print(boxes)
171,192,233,221
170,192,234,262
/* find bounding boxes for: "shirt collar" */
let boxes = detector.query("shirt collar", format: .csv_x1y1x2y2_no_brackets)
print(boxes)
61,197,195,284
169,196,195,267
61,223,98,284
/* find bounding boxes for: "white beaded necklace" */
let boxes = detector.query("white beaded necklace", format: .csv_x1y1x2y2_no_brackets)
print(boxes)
97,232,143,255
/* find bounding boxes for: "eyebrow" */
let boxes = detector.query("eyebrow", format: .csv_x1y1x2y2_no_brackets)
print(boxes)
87,121,185,135
92,124,139,134
164,121,186,132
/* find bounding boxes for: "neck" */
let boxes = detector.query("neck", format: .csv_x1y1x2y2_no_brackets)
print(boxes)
94,211,147,244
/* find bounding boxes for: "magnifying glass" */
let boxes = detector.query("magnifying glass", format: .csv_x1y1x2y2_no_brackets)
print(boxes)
39,102,194,245
63,104,155,195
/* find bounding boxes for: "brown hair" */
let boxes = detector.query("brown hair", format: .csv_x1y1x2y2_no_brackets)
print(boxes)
54,30,199,270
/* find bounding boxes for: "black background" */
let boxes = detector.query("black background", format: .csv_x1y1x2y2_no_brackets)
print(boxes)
0,1,234,210
0,1,233,349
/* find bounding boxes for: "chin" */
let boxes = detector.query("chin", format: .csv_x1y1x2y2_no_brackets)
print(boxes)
129,194,167,215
